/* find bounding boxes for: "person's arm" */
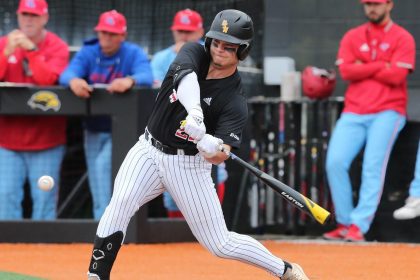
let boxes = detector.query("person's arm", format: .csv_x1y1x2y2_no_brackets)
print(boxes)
59,47,90,86
336,30,384,82
372,65,409,86
129,46,153,87
372,33,416,86
338,61,385,82
25,38,69,85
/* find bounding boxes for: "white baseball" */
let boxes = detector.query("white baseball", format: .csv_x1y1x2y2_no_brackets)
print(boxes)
38,175,55,191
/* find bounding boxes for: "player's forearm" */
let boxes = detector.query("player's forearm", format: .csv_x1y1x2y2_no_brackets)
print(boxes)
202,150,229,165
372,67,409,86
339,61,384,81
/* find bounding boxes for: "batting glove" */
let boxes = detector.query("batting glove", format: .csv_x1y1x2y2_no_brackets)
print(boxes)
183,106,206,142
197,134,223,157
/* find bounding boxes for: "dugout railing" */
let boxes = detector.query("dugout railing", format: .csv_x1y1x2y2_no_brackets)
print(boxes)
0,84,196,243
0,86,419,243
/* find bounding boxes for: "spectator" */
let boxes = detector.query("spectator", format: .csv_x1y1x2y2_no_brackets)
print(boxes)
393,139,420,219
151,9,204,88
323,0,416,241
59,10,153,220
0,0,69,220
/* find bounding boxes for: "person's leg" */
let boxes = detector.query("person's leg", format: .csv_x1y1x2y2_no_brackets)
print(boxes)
393,139,420,220
84,130,112,220
88,137,165,279
325,113,367,226
0,148,26,219
163,154,291,278
351,110,405,233
26,145,65,220
92,132,112,219
409,139,420,197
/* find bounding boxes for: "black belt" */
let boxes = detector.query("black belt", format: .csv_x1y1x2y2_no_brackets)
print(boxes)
145,129,198,156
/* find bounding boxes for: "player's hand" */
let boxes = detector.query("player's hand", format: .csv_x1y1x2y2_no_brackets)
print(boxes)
3,30,22,56
197,134,223,158
69,78,93,98
107,77,135,93
15,32,36,51
182,106,206,142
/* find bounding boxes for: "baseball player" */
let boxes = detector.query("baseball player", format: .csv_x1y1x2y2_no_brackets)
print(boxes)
87,9,309,280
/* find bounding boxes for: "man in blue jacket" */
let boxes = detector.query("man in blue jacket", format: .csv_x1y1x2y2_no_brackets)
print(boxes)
60,10,153,219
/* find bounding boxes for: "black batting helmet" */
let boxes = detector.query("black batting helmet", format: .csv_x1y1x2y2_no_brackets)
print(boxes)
205,9,254,60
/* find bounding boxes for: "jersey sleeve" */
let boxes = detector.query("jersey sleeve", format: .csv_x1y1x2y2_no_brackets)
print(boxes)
214,94,248,149
170,42,208,88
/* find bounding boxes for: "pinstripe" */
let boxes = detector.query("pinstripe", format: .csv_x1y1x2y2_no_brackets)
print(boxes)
96,134,286,277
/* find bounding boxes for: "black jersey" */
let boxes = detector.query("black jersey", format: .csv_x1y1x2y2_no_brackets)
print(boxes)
147,42,248,150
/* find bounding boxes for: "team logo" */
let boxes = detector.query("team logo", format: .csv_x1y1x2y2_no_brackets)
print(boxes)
169,89,178,103
8,55,17,64
203,97,212,106
92,249,105,261
222,20,229,33
180,15,191,25
359,43,370,52
106,16,115,26
380,42,390,52
27,91,61,112
230,132,239,141
25,0,35,8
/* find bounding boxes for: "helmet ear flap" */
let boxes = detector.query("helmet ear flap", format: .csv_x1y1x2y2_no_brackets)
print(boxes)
204,37,212,54
237,43,251,60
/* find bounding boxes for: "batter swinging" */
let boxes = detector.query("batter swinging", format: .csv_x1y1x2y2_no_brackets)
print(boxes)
87,9,309,280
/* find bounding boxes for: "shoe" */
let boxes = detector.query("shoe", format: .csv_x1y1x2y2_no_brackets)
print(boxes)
281,263,309,280
393,196,420,220
87,272,100,279
344,224,364,242
322,224,349,240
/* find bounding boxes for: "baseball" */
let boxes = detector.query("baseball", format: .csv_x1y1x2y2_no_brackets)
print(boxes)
38,175,55,191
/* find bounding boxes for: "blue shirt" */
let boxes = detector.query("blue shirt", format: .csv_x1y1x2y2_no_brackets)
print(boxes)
60,39,153,131
151,45,177,83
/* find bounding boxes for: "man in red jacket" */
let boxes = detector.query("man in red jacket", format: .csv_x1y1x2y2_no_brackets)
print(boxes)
0,0,69,220
324,0,415,241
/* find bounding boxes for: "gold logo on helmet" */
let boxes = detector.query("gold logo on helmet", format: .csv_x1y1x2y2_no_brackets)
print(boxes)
222,20,229,33
27,91,61,112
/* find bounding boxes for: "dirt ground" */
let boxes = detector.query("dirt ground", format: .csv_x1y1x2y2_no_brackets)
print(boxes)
1,240,419,280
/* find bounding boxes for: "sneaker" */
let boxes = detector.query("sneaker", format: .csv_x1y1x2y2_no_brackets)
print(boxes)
281,263,310,280
87,272,100,280
344,224,364,242
393,197,420,220
322,224,349,240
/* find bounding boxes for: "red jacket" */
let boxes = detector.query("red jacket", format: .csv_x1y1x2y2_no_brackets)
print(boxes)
0,31,69,150
336,21,416,115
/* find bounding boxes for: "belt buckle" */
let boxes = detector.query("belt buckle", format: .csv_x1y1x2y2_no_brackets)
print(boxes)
177,149,185,155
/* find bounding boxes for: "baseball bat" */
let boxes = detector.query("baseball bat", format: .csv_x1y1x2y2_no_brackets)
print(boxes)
225,150,330,225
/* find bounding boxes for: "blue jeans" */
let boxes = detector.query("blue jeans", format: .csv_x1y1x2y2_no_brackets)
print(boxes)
326,110,405,233
0,145,65,220
84,130,112,219
409,139,420,197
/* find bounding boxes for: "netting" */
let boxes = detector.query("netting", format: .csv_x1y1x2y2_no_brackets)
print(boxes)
0,0,263,64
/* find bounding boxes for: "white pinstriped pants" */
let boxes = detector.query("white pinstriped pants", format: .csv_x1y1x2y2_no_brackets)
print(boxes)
97,134,285,277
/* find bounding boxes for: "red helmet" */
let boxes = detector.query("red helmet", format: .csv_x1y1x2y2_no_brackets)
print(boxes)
302,66,336,99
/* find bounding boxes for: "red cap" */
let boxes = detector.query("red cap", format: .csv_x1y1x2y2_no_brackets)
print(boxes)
171,9,203,31
17,0,48,16
94,10,127,34
360,0,388,3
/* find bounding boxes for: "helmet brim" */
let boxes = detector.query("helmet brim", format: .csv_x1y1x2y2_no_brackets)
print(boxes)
205,30,248,45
